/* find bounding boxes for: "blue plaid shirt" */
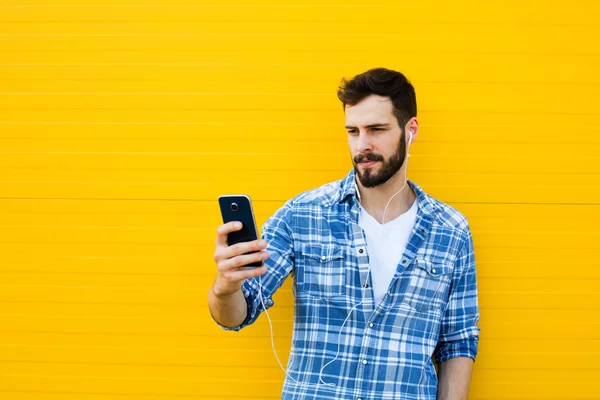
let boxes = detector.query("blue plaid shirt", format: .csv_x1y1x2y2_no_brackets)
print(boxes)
219,170,480,400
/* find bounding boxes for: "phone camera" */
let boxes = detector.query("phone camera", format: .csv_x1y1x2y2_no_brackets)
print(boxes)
230,203,239,212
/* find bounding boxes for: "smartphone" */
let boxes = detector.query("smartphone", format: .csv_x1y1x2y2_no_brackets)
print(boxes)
218,194,262,268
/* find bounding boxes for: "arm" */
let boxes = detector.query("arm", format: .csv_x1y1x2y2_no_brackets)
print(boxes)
208,221,269,328
208,288,251,328
434,225,480,398
208,201,295,331
436,357,473,400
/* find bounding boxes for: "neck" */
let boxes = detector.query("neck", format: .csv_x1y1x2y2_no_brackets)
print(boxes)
356,168,416,225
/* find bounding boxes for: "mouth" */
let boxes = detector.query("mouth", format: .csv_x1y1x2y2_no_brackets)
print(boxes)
358,160,378,168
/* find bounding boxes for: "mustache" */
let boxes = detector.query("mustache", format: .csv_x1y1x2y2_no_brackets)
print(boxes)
354,152,384,164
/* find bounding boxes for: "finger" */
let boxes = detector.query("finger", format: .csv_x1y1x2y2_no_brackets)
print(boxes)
218,250,269,272
213,239,267,263
220,239,268,260
215,221,243,247
224,265,268,282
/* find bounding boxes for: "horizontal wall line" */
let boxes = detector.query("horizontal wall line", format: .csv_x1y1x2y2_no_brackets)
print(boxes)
1,197,599,206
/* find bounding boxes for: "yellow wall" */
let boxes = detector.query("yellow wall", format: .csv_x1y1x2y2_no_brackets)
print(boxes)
1,0,599,398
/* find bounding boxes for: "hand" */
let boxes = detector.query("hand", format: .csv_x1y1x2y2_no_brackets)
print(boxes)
212,221,269,297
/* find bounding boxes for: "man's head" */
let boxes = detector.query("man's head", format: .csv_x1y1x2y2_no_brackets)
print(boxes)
337,68,418,188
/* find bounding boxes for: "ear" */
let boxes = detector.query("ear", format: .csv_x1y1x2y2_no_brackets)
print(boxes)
405,118,419,145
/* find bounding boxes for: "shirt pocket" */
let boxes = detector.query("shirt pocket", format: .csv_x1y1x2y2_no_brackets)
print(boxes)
402,258,453,313
299,243,346,299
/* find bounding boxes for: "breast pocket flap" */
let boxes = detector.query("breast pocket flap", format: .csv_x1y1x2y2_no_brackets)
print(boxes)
300,243,345,298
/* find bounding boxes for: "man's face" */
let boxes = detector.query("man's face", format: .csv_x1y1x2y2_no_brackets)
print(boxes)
345,95,407,188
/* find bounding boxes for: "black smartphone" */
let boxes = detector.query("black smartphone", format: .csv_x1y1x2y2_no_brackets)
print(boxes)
218,194,262,267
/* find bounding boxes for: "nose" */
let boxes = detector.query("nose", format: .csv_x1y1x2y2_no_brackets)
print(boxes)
356,131,372,153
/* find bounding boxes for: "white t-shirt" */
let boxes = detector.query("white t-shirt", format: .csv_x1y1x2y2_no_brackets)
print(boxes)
359,198,419,306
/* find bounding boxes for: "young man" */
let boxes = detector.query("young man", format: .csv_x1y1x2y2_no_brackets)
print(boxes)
209,68,480,400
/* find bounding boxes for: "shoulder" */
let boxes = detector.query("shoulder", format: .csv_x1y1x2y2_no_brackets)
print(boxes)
431,197,470,233
416,184,472,245
417,188,475,268
263,175,347,229
289,176,347,207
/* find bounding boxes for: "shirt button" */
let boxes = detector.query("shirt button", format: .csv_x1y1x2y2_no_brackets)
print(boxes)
387,290,391,295
364,283,369,288
357,398,362,400
362,359,367,365
402,259,406,264
359,248,364,254
321,256,326,261
432,268,437,274
369,323,374,328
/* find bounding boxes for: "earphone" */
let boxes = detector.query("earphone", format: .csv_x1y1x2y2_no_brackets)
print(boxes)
381,129,413,224
257,129,415,387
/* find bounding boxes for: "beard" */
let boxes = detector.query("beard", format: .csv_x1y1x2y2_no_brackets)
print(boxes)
353,131,407,188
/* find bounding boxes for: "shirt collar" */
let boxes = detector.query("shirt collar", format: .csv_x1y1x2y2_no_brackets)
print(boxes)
338,169,438,216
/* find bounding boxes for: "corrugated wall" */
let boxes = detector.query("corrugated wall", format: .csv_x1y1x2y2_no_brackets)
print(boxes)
1,0,599,399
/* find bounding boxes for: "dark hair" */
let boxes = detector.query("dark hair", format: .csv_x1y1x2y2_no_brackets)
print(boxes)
337,68,417,129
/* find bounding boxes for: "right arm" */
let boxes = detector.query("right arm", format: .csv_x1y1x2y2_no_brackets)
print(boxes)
208,202,295,331
208,221,269,328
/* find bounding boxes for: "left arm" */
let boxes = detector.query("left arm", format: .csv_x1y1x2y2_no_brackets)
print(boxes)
437,357,473,400
434,225,481,399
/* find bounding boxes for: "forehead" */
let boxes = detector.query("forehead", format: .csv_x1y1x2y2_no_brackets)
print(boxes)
344,94,396,127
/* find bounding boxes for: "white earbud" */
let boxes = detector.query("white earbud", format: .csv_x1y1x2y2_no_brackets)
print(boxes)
408,131,413,146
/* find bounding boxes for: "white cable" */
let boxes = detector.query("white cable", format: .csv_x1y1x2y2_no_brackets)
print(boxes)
318,146,410,385
259,133,412,388
381,142,411,225
258,276,302,384
258,272,372,388
317,261,373,386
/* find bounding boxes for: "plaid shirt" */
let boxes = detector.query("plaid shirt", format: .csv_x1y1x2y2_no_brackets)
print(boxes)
219,170,480,400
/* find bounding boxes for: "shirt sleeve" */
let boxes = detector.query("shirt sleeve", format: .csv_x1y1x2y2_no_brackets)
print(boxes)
216,200,295,332
433,225,481,363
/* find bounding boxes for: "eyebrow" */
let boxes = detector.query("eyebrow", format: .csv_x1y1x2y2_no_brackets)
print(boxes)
345,123,391,129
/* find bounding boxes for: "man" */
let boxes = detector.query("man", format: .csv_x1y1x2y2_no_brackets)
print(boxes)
209,68,480,400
